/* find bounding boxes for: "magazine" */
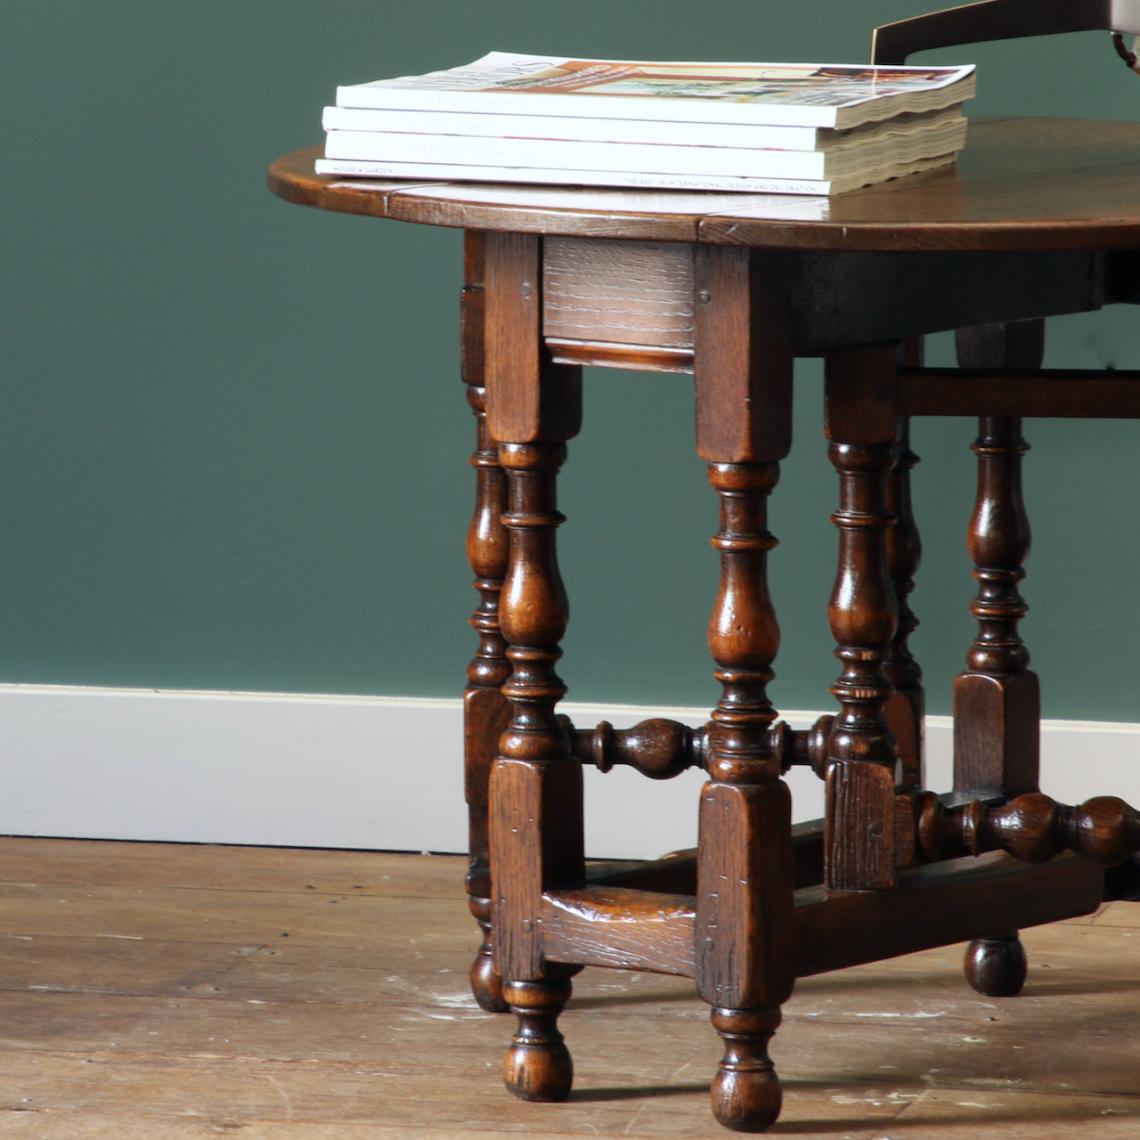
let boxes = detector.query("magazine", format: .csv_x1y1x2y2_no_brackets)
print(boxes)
321,104,964,154
314,151,958,196
322,114,967,181
335,52,975,130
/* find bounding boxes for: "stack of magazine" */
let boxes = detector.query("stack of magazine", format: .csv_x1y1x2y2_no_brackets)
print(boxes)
317,52,976,196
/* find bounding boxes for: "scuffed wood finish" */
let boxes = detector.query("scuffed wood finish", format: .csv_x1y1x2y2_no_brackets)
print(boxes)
8,840,1140,1138
268,120,1140,251
823,345,900,892
697,786,796,1005
541,887,697,976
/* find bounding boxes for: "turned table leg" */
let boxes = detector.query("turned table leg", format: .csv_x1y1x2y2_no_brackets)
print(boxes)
693,247,796,1132
823,344,900,892
699,462,796,1132
954,320,1044,997
481,232,585,1102
493,441,582,1101
883,337,924,790
461,234,512,1013
884,411,924,790
463,381,511,1012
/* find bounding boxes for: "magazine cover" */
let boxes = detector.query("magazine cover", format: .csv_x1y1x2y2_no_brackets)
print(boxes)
460,56,968,107
338,53,975,127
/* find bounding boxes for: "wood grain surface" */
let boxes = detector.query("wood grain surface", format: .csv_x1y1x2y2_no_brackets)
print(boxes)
268,119,1140,251
542,238,693,349
2,838,1138,1138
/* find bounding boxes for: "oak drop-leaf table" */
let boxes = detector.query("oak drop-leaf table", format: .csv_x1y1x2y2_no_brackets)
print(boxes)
268,118,1140,1133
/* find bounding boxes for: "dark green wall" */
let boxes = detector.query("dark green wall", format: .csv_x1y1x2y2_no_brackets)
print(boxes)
3,2,1137,716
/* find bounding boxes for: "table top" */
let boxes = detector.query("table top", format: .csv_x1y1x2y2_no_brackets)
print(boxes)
268,118,1140,253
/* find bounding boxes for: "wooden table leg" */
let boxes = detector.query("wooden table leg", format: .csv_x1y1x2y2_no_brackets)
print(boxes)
463,380,511,1012
883,416,923,789
823,344,900,892
954,320,1044,996
698,462,796,1133
883,342,925,790
693,248,796,1132
462,234,511,1012
494,439,582,1102
482,232,585,1103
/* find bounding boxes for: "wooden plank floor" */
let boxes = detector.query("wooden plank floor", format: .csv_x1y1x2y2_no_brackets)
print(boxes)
0,838,1137,1138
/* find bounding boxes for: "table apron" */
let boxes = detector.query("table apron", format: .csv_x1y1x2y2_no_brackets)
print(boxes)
537,237,1115,369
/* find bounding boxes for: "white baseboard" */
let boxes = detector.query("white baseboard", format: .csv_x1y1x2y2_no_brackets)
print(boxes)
1,685,1137,860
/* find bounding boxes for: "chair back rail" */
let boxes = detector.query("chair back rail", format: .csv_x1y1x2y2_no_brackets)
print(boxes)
872,0,1140,64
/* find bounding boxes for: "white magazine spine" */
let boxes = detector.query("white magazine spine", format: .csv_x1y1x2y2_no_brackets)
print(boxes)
333,84,844,128
321,106,824,151
314,157,836,195
323,130,831,179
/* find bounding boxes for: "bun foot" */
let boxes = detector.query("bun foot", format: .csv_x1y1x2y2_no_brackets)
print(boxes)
504,1037,573,1102
710,1008,783,1132
502,975,574,1102
470,945,509,1013
965,933,1027,997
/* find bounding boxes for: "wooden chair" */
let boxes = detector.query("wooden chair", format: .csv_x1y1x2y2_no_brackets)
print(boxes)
872,0,1140,70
